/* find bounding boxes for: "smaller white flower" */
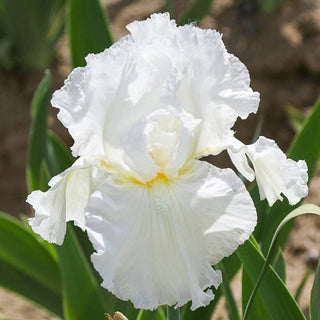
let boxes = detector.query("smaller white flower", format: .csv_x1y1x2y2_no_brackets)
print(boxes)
228,136,308,206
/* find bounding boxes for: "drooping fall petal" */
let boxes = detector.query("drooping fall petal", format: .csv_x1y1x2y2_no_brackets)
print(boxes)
85,160,256,310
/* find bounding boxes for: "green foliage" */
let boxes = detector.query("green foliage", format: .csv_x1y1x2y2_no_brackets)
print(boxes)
272,249,286,281
0,0,65,70
310,258,320,320
238,238,306,320
242,268,267,320
0,212,63,317
0,213,60,294
217,262,240,320
26,70,51,192
47,130,74,175
136,309,166,320
165,0,174,16
179,0,215,25
286,104,306,133
255,0,285,13
243,204,320,320
167,306,180,320
56,225,107,320
0,257,63,317
67,0,113,67
295,267,312,303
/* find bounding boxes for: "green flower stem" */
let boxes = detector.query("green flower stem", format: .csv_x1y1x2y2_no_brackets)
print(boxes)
167,306,180,320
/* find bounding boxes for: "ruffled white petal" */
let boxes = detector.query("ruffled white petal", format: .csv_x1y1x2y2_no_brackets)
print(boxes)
51,36,136,159
228,137,308,206
174,23,260,156
27,159,102,245
85,160,256,310
51,13,259,169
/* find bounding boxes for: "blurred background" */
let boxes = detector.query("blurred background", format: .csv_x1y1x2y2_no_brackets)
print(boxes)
0,0,319,319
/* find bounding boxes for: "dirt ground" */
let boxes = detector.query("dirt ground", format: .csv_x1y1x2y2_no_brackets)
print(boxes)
0,0,319,319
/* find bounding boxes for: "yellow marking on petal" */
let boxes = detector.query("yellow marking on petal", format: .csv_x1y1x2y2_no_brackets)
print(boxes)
146,172,169,187
99,160,171,188
178,162,192,177
194,146,217,158
100,160,112,172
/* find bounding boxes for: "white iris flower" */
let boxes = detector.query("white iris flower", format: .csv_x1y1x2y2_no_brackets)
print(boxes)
27,13,308,311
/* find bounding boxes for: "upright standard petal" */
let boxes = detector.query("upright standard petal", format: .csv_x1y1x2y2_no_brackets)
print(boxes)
85,160,256,310
228,137,308,206
27,159,102,245
52,13,259,169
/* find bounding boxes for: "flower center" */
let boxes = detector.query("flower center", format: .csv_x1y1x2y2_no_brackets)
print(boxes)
146,172,169,187
99,159,170,187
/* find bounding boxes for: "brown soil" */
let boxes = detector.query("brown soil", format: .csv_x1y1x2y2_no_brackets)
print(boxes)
0,0,319,319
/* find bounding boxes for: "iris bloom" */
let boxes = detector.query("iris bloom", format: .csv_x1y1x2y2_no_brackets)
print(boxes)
27,13,308,310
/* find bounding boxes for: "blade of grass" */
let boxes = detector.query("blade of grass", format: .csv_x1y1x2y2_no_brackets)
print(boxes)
67,0,113,67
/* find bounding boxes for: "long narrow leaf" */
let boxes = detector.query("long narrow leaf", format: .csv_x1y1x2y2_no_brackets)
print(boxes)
46,130,74,176
67,0,113,67
237,238,306,320
272,249,286,281
56,224,108,320
295,267,312,303
26,70,51,192
0,212,61,294
242,269,268,320
310,258,320,320
0,256,63,317
244,204,320,318
217,262,240,320
1,0,64,69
